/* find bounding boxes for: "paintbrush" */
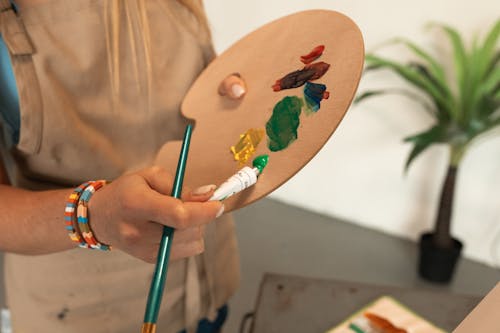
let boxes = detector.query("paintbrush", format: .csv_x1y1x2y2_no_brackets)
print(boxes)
141,124,193,333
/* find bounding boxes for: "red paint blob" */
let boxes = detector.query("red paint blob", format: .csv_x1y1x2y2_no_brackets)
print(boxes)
300,45,325,64
364,313,408,333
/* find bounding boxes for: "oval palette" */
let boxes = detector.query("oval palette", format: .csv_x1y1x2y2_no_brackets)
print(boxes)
155,10,364,212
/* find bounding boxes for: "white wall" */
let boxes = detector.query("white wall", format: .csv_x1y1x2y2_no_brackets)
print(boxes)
204,1,500,266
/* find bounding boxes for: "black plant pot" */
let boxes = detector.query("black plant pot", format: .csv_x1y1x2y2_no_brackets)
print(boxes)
418,233,463,283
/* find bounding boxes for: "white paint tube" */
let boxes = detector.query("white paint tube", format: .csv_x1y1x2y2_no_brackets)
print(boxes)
209,166,259,201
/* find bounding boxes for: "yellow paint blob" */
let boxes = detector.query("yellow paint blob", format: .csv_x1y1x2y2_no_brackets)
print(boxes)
230,128,265,164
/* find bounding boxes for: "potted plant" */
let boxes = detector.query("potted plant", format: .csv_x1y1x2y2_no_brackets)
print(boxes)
355,19,499,283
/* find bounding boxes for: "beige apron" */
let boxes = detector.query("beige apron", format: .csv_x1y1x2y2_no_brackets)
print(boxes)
0,1,240,332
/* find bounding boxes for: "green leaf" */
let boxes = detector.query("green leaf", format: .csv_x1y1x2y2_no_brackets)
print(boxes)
407,63,452,121
403,125,448,170
433,23,470,122
485,51,500,79
355,88,436,115
464,37,484,121
472,65,500,118
495,87,500,100
365,54,454,120
469,23,500,120
478,19,500,79
434,23,468,87
393,38,449,94
354,90,386,103
484,66,500,94
364,64,384,71
486,112,500,130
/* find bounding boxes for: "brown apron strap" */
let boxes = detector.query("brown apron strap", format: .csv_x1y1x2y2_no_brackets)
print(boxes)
0,0,42,155
0,1,35,55
185,256,202,333
202,223,218,320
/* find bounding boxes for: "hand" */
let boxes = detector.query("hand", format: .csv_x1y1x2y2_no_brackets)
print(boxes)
88,166,223,263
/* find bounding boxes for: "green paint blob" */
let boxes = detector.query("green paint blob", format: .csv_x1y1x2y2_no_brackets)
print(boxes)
266,96,303,152
252,154,269,174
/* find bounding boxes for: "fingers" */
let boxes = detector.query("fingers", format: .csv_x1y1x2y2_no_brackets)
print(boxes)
139,167,216,203
170,225,206,261
127,224,207,263
124,188,223,229
218,73,246,99
131,167,223,227
174,225,205,243
169,239,205,261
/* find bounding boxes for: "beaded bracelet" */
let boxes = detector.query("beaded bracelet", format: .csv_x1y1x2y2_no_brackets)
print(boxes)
77,180,111,251
64,181,93,249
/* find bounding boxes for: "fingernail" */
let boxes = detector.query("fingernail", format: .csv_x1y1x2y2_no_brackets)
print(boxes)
231,84,245,98
192,184,217,196
216,204,225,218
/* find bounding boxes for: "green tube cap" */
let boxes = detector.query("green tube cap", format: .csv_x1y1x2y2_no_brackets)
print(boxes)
252,154,269,174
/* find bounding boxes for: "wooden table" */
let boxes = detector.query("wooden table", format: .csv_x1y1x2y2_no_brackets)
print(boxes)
247,273,481,333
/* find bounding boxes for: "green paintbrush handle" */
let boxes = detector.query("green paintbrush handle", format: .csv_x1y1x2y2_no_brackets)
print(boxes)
142,124,193,329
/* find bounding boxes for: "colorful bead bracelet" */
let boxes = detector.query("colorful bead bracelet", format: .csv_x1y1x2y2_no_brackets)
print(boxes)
64,181,93,249
77,180,111,251
65,180,111,251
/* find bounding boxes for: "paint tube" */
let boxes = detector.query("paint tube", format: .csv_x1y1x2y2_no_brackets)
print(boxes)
209,166,259,201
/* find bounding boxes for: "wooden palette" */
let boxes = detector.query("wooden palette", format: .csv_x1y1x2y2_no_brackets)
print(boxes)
155,10,364,212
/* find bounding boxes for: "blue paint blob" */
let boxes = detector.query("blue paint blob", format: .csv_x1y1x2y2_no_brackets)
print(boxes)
303,82,328,115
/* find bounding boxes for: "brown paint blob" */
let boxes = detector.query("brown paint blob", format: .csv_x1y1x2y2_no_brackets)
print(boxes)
272,62,330,91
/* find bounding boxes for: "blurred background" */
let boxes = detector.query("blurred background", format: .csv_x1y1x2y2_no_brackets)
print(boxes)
204,0,500,267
